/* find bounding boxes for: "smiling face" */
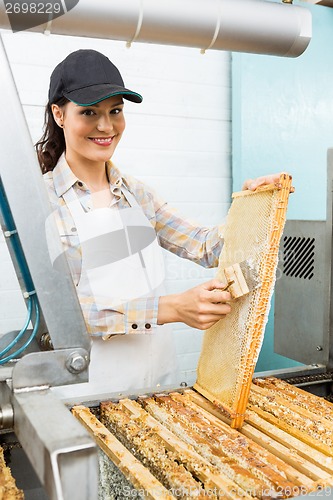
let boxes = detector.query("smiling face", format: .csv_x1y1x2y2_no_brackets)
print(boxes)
51,96,126,170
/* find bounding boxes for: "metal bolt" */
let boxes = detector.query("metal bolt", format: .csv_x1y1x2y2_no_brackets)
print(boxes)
4,230,17,238
39,333,54,351
316,345,323,351
66,352,88,374
180,381,188,387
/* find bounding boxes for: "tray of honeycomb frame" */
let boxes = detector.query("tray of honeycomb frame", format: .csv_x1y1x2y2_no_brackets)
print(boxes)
195,174,294,429
73,377,333,500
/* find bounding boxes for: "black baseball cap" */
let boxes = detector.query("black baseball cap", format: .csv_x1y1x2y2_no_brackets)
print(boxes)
48,49,143,105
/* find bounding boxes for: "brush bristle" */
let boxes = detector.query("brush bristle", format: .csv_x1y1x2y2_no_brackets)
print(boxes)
238,259,261,290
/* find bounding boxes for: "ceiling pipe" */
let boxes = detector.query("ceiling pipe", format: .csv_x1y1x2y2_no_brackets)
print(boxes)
0,0,312,57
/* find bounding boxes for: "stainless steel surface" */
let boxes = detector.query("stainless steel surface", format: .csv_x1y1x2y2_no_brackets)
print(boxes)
0,377,14,430
0,402,14,430
12,349,90,391
275,148,333,369
0,36,91,354
0,330,40,356
0,366,14,382
0,0,312,57
326,148,333,370
274,219,329,365
13,389,98,500
254,364,328,380
51,382,185,408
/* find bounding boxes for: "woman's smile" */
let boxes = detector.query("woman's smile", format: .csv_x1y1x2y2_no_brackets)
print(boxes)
88,136,114,146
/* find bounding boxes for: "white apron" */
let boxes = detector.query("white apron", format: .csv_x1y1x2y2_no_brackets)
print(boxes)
54,182,179,399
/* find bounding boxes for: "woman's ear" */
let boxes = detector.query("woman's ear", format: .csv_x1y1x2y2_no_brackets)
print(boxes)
51,104,64,128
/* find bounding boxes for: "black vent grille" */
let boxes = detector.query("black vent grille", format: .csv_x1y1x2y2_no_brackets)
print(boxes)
282,236,315,280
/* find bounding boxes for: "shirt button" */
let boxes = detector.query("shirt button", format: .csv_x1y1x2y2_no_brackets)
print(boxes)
131,324,138,330
71,227,77,232
77,181,83,187
145,323,151,330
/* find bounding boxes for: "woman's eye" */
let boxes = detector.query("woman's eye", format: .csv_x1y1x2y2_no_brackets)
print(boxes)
111,108,123,115
82,109,95,116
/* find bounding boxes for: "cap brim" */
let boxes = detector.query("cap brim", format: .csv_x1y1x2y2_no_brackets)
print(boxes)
64,83,143,105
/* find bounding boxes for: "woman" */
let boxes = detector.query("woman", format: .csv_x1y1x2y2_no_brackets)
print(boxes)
36,49,279,396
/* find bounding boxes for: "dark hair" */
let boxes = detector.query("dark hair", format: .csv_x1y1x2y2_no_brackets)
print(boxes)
35,97,68,173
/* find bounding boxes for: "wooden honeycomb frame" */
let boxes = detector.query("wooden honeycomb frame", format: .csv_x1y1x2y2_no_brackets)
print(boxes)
194,174,294,428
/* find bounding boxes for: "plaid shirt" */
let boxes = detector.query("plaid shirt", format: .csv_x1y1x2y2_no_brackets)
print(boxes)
43,155,224,338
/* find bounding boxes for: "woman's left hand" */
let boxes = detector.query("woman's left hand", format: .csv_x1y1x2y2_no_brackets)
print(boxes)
242,173,284,191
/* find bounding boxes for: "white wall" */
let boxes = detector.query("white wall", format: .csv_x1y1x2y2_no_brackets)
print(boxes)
0,31,231,385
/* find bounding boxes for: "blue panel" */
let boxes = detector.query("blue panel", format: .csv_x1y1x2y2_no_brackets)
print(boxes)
232,2,333,371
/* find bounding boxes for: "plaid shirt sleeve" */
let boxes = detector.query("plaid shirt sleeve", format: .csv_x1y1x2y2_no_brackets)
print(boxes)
124,173,225,268
78,292,160,339
155,203,223,268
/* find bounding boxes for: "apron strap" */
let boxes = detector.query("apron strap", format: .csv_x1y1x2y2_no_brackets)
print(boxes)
62,188,86,218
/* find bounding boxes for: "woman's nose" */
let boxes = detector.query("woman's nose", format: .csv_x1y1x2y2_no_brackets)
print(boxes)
96,115,113,132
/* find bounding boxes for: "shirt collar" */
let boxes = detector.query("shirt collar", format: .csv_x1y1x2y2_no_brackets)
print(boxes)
53,154,79,198
53,154,128,197
106,160,129,190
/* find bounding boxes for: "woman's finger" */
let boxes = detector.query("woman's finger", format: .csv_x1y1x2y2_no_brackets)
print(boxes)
242,172,285,191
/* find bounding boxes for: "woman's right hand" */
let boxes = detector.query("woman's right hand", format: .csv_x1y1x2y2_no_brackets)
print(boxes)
158,279,232,330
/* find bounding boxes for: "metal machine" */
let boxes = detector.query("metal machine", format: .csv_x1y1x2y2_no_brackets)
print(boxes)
273,149,333,400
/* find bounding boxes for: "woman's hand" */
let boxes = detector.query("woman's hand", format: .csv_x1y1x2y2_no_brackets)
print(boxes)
242,172,284,191
158,279,232,330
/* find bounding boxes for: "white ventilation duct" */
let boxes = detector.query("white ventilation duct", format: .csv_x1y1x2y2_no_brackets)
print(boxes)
0,0,312,57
